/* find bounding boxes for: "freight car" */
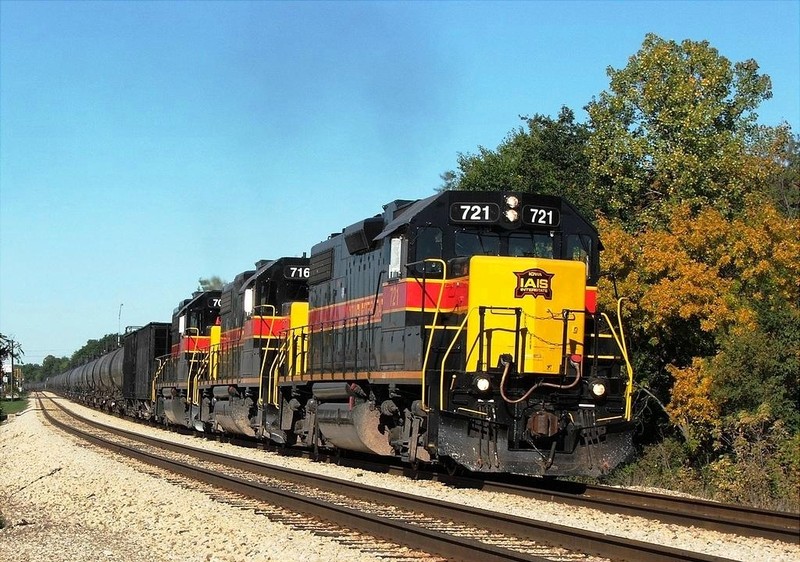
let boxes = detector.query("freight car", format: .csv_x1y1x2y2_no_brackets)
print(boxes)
46,190,635,477
48,322,170,416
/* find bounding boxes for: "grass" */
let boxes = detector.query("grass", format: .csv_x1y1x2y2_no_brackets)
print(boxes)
1,395,29,416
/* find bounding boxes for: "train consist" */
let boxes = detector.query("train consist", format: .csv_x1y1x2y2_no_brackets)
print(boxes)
47,190,635,477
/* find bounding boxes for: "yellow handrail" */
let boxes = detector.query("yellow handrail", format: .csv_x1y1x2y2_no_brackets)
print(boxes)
184,329,200,404
254,305,277,409
419,259,447,411
601,297,634,420
191,360,208,405
267,338,289,407
438,307,478,410
150,358,167,403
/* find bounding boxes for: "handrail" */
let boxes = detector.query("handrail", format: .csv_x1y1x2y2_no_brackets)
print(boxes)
191,359,208,406
439,306,478,411
601,297,634,421
184,328,200,403
416,258,447,411
267,338,289,407
150,358,167,403
253,305,277,408
285,312,374,375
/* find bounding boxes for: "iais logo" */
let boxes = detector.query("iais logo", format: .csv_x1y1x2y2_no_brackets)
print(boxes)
514,268,554,299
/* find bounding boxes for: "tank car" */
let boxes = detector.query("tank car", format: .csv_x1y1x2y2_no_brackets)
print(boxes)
47,324,170,415
272,191,634,476
49,347,123,408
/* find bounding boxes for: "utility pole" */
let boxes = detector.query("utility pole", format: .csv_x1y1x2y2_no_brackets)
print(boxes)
9,338,15,400
118,303,124,347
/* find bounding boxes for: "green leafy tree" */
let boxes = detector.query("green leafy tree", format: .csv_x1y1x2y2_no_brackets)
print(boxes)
757,127,800,218
442,107,596,218
21,363,43,383
41,354,70,377
0,333,23,364
586,33,776,229
68,334,119,367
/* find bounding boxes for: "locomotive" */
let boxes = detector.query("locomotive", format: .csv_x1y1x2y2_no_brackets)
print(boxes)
47,190,635,477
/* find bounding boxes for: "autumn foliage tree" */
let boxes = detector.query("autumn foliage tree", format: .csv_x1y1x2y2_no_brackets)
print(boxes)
598,203,800,439
587,35,798,506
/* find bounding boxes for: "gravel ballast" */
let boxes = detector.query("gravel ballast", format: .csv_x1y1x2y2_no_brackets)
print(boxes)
2,397,799,561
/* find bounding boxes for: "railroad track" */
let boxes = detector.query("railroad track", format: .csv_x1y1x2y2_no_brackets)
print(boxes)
225,422,800,544
36,393,747,562
286,429,800,544
470,475,800,544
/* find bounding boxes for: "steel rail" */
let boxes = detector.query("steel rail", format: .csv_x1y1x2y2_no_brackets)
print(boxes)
252,429,799,544
472,476,800,544
242,435,800,544
39,397,546,562
39,394,736,562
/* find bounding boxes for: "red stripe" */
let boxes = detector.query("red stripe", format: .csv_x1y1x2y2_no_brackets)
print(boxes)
178,335,211,353
585,287,598,314
246,316,291,338
309,295,381,326
221,327,244,346
307,279,470,329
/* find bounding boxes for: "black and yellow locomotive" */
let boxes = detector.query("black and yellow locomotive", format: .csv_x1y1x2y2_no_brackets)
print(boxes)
273,190,634,476
152,257,309,437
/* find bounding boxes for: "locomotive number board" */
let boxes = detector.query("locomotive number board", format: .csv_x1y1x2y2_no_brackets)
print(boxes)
522,206,560,227
449,202,561,227
284,266,310,279
449,203,501,223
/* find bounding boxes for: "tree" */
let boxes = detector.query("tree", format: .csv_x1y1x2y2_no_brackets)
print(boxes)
586,33,776,229
68,334,119,367
442,107,596,217
41,354,70,378
197,276,226,291
0,333,23,364
598,200,800,449
21,363,43,383
757,127,800,218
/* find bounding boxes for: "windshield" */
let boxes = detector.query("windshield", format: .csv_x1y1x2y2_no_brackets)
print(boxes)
508,232,553,258
455,231,500,257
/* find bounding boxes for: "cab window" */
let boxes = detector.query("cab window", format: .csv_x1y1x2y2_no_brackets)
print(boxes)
565,234,593,277
455,231,500,257
508,232,553,258
414,226,443,274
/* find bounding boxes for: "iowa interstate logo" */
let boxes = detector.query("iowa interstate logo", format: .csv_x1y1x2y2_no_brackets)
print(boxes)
514,268,554,299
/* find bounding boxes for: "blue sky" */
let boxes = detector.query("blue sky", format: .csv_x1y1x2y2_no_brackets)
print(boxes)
1,1,798,365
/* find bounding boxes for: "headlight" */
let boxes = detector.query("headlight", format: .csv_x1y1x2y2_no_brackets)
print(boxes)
473,376,491,393
505,195,519,209
591,382,606,398
504,209,519,222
